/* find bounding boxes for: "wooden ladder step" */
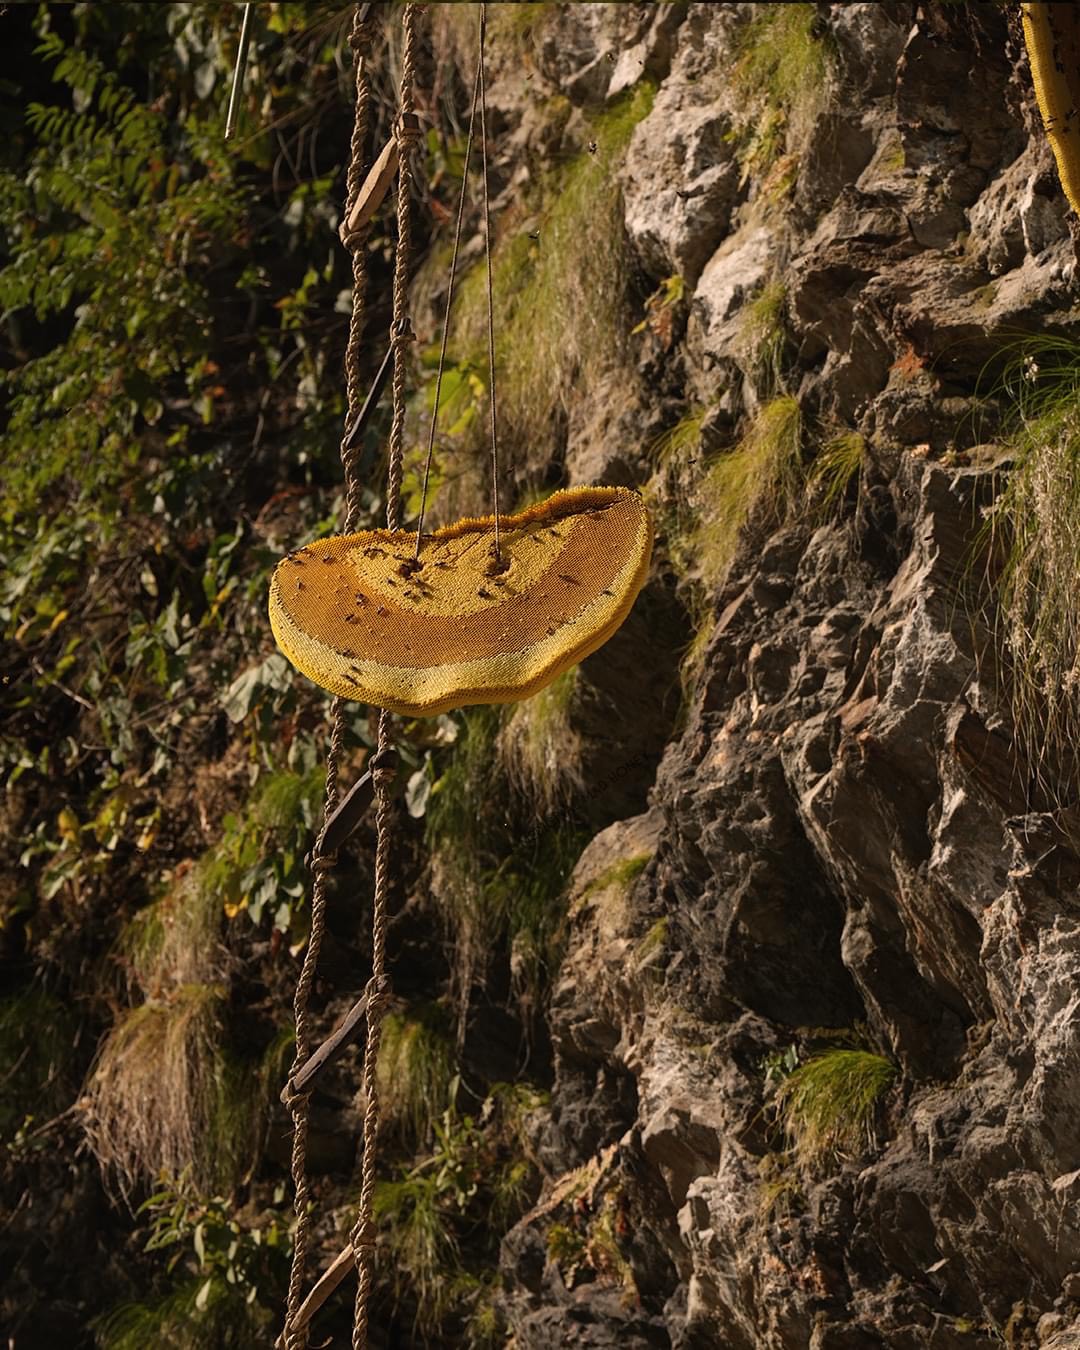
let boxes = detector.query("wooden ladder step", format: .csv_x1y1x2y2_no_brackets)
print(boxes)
283,975,390,1100
339,114,419,247
276,1243,355,1348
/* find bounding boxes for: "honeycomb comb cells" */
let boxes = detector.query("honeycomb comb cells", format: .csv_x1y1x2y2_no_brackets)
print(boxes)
268,485,653,717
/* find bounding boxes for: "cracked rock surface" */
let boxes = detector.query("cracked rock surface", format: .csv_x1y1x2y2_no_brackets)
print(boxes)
488,5,1080,1347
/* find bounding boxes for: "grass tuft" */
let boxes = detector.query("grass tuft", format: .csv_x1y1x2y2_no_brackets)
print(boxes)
448,82,655,476
986,336,1080,791
773,1049,895,1174
731,3,831,184
583,851,653,898
497,666,583,815
373,1085,540,1339
739,280,789,397
83,983,247,1195
121,868,227,1001
251,764,324,831
427,707,585,1020
808,429,866,518
647,411,716,703
432,2,555,79
756,1150,802,1225
650,408,707,469
696,395,803,589
377,1004,457,1147
633,916,669,970
375,1169,462,1332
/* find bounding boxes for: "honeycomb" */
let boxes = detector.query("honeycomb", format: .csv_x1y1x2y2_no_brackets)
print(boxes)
268,485,653,715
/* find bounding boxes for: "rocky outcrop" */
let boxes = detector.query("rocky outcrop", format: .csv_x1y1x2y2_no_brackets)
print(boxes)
490,4,1080,1347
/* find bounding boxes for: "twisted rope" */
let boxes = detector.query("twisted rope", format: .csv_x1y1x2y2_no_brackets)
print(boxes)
350,7,420,1347
282,9,374,1348
382,16,422,535
343,7,376,534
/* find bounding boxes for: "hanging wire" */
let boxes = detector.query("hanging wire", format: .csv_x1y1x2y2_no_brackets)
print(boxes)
413,52,484,559
412,3,503,565
478,2,504,563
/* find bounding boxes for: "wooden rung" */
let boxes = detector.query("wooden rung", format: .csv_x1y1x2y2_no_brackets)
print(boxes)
343,136,397,240
342,345,394,453
284,988,373,1099
276,1244,355,1347
314,768,374,864
338,114,419,245
306,750,396,870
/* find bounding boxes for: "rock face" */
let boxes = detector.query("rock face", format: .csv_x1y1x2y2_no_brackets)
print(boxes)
488,4,1080,1347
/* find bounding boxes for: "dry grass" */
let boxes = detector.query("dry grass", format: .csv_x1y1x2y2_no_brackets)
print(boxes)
83,841,285,1193
987,336,1080,793
83,982,240,1195
121,867,228,1000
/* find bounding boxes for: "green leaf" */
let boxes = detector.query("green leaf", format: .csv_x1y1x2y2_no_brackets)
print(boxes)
405,765,432,819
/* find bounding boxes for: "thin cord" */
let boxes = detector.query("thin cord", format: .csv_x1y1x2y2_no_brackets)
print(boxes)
413,52,483,560
478,2,502,562
342,17,374,535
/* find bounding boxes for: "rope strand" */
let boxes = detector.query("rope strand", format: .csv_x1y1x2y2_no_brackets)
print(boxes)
350,7,420,1346
382,9,421,535
342,8,375,534
281,9,373,1347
